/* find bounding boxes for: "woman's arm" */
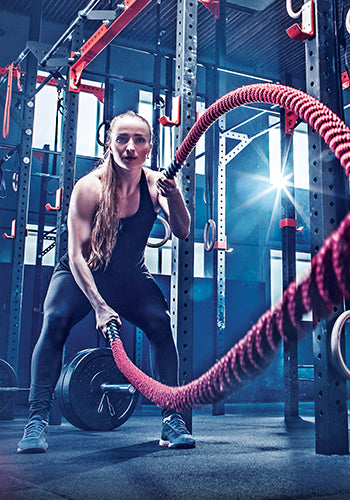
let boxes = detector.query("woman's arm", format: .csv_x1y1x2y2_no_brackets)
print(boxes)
67,175,121,332
155,173,191,239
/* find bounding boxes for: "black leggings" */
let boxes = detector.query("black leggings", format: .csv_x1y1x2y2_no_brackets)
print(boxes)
29,265,179,420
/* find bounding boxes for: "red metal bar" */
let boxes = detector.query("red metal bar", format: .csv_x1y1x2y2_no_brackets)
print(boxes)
199,0,219,19
3,219,28,239
0,67,21,78
285,109,298,135
3,219,17,239
342,71,349,90
45,188,62,211
37,75,105,102
69,0,152,92
280,218,297,228
286,0,314,42
0,69,105,102
159,95,181,126
213,236,233,253
213,239,227,251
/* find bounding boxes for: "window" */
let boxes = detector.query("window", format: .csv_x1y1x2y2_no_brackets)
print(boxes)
139,90,206,174
144,239,172,275
76,86,104,157
145,241,205,278
195,101,206,175
24,224,56,266
139,90,157,168
269,119,309,190
33,75,63,151
270,249,311,320
33,72,104,158
194,242,205,277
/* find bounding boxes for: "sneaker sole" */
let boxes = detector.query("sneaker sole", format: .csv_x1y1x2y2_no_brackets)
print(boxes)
159,439,195,449
17,446,48,454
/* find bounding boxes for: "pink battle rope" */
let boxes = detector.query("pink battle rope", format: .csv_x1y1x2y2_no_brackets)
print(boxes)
108,83,350,412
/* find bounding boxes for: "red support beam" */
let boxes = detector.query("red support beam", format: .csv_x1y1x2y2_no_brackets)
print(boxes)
69,0,152,92
37,75,105,102
0,69,105,102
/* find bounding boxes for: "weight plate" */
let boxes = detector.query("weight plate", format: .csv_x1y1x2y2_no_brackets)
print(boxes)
56,349,93,430
56,348,138,431
0,358,18,417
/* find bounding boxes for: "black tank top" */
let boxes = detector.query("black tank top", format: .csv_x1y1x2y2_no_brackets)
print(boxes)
58,169,157,274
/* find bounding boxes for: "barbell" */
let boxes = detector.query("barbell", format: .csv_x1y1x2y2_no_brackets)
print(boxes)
0,348,139,431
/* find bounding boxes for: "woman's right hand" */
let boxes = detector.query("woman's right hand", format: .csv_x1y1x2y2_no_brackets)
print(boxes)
95,304,122,338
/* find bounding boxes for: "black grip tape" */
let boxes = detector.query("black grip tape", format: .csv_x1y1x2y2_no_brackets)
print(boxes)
106,320,121,343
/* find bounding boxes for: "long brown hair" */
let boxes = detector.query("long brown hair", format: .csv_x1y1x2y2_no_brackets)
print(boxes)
86,111,152,270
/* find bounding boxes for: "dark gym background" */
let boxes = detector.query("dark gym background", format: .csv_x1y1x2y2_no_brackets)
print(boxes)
1,1,350,499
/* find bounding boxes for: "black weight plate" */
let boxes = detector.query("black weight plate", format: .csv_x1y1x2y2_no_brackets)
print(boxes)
56,349,94,430
0,359,18,417
57,348,138,431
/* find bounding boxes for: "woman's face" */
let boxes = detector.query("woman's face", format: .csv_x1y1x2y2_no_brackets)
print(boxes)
109,115,152,171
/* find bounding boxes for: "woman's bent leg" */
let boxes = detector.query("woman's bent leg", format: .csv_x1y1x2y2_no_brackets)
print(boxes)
29,269,91,420
108,270,179,388
110,270,195,448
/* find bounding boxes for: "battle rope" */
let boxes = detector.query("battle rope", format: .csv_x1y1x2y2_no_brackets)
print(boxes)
108,82,350,412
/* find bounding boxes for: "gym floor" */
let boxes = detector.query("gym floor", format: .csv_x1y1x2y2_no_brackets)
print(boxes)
1,405,350,500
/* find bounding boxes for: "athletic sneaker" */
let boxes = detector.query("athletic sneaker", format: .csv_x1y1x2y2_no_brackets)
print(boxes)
159,414,196,449
17,417,48,454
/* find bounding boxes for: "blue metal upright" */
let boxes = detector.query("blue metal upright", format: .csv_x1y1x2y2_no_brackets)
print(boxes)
170,0,198,432
305,0,349,455
54,28,83,264
6,0,42,371
279,107,298,422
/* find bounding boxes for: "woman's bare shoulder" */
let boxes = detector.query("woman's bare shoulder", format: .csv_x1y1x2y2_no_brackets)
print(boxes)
71,170,102,212
74,170,102,194
143,166,163,183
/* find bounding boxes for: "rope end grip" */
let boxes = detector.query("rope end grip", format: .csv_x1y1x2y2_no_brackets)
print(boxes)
164,159,182,179
106,320,121,344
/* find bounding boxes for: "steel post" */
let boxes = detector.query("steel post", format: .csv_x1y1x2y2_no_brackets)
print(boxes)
54,28,83,264
305,0,349,454
170,0,198,432
279,108,298,422
212,115,226,416
151,0,162,171
212,0,226,417
6,0,42,370
30,145,50,355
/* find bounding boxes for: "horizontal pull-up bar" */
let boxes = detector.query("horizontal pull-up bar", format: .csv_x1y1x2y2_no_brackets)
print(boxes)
40,0,103,67
69,0,152,92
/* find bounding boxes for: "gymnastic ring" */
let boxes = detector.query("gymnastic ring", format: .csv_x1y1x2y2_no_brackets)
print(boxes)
97,120,110,147
45,177,59,195
346,8,350,35
330,310,350,380
147,215,171,248
204,219,216,252
153,96,165,110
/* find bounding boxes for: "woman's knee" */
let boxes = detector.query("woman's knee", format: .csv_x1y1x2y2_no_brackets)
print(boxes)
143,311,174,346
40,309,72,347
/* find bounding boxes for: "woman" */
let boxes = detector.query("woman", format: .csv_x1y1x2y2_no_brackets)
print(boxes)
17,111,195,453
